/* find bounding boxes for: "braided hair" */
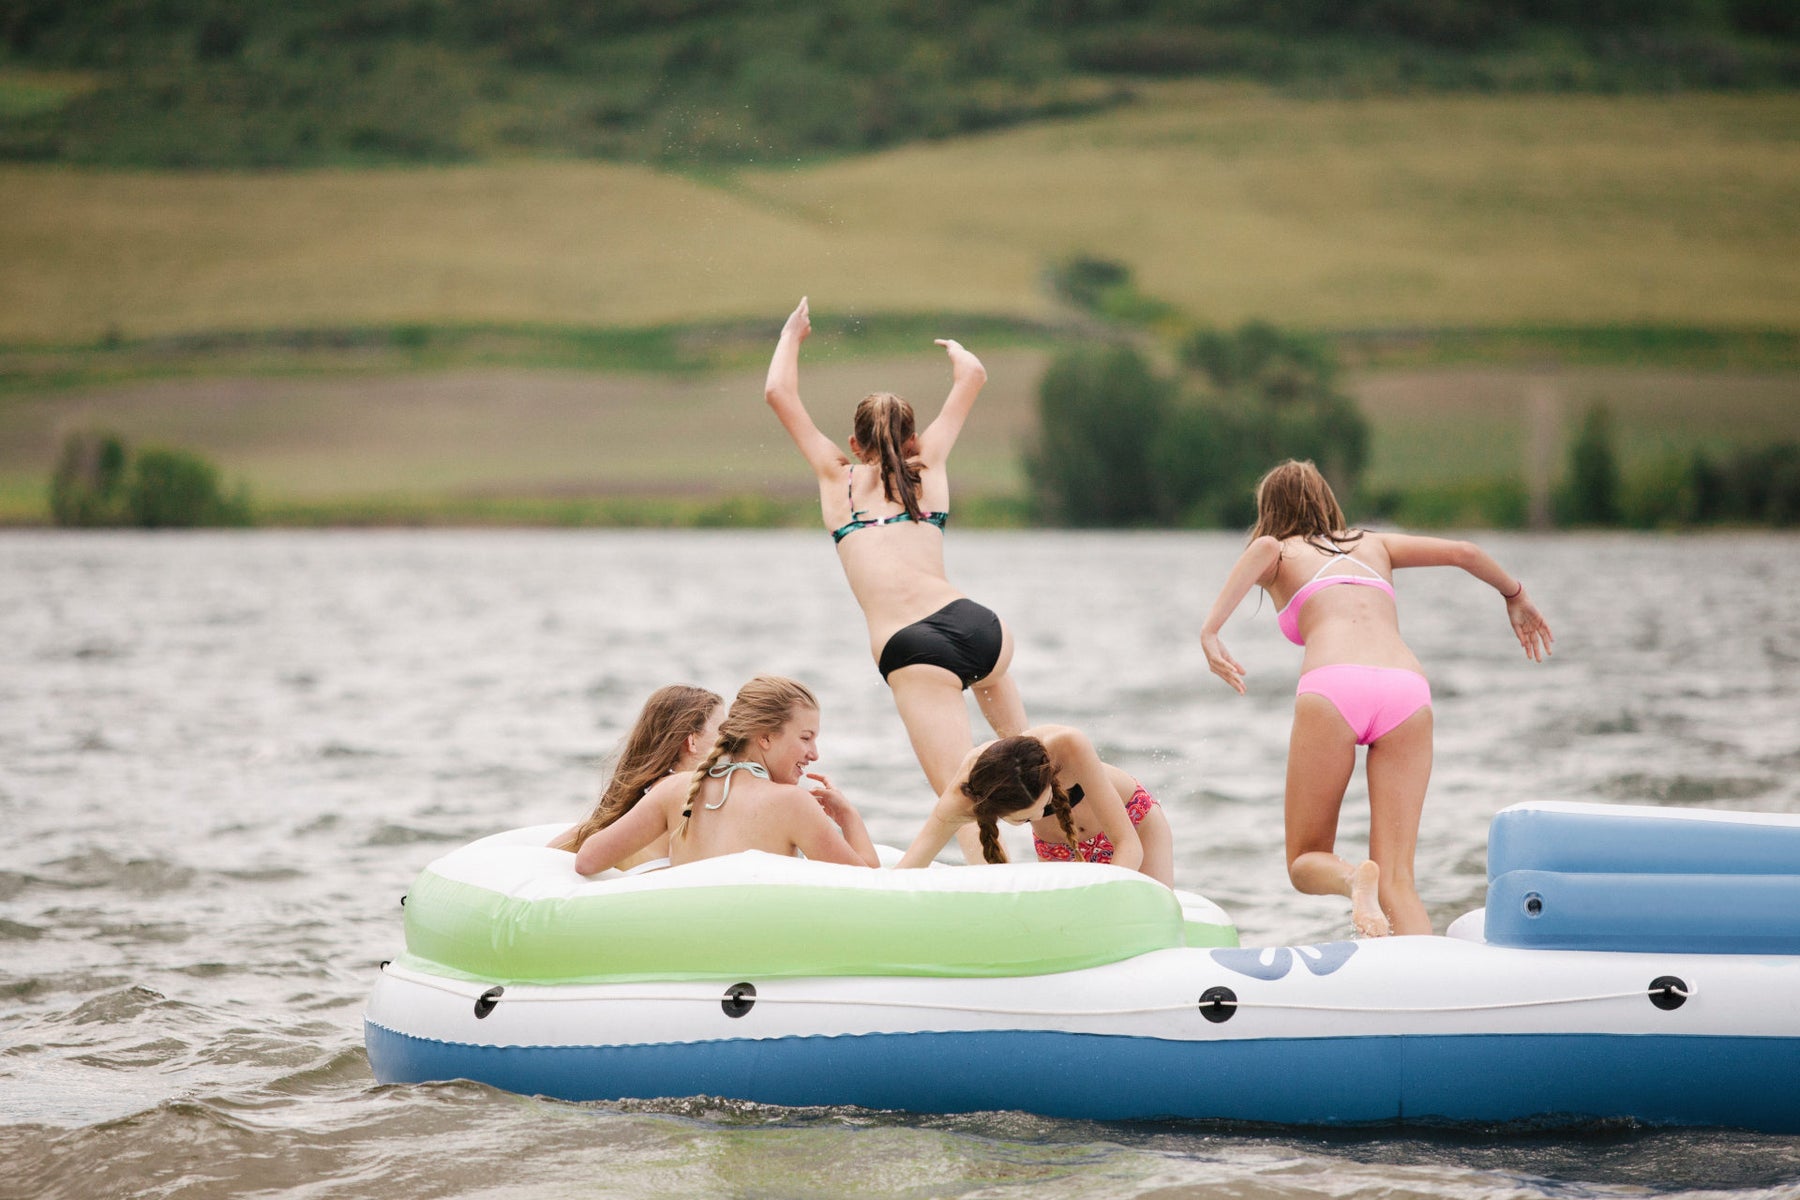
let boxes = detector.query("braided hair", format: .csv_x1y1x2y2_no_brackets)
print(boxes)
964,736,1082,864
674,675,819,840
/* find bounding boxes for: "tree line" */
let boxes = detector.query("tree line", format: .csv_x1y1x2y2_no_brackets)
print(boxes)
50,431,251,528
1030,258,1799,530
3,0,1795,167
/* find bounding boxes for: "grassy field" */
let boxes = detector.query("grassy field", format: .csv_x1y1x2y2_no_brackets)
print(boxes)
2,84,1795,523
3,86,1798,343
0,350,1052,520
4,354,1793,524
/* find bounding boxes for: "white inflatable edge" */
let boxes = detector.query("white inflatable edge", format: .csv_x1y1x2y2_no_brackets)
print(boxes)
430,824,1197,905
1499,801,1800,828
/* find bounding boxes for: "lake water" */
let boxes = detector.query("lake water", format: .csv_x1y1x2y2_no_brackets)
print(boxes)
3,529,1798,1199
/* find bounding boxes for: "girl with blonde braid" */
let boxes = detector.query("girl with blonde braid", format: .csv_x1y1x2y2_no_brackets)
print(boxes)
570,676,879,875
897,728,1175,887
764,298,1028,862
550,684,724,871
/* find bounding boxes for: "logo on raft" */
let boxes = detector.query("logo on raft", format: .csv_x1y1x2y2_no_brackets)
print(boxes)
1209,942,1357,980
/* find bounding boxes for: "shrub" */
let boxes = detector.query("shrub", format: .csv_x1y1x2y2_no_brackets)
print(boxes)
1157,322,1369,524
127,447,251,527
49,430,130,526
1558,401,1621,525
1027,343,1171,525
48,432,252,527
1029,321,1369,527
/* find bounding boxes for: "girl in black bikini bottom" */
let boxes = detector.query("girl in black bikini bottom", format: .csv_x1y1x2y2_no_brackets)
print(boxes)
876,599,1004,688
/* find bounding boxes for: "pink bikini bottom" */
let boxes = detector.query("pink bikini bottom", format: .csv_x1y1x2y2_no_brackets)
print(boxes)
1296,665,1432,746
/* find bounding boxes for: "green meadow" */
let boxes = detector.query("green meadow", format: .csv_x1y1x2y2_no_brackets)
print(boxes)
2,85,1796,522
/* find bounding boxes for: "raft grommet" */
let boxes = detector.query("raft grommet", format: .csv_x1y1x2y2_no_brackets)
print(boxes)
474,986,504,1018
1649,976,1689,1011
1198,986,1238,1023
1523,892,1543,917
722,983,757,1018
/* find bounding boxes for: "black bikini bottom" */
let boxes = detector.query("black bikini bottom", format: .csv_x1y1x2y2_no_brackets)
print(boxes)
877,599,1004,689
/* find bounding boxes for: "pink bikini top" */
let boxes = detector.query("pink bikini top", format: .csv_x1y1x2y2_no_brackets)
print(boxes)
1275,552,1396,645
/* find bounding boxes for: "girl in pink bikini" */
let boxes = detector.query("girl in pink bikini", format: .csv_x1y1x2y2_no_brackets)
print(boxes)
1199,460,1552,937
897,726,1175,887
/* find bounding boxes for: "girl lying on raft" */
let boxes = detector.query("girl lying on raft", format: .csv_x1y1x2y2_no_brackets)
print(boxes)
569,675,880,875
548,684,724,871
897,727,1176,886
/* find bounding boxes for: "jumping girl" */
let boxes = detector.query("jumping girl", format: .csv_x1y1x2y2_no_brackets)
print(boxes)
570,675,879,875
897,727,1174,886
764,298,1028,851
549,684,724,871
1198,459,1553,936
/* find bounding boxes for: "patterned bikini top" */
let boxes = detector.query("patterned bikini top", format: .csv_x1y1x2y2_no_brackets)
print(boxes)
830,464,948,544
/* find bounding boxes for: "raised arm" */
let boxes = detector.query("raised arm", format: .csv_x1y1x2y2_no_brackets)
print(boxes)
573,778,677,875
1378,533,1554,662
764,297,844,479
896,746,982,868
1198,535,1283,694
1041,727,1142,873
915,338,987,467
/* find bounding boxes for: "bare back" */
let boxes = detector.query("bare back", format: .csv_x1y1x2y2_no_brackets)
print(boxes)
670,773,860,867
822,462,964,653
1267,534,1422,674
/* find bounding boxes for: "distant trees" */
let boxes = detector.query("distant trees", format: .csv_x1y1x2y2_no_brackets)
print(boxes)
1031,345,1173,525
50,432,252,527
1555,402,1798,528
3,1,1795,168
1559,402,1622,525
1030,320,1368,527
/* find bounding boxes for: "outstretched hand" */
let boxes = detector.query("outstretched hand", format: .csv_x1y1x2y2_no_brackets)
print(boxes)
935,338,984,382
782,297,811,343
1506,589,1554,662
1201,630,1248,694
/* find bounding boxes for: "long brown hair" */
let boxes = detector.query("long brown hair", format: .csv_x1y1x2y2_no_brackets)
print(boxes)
852,392,923,521
1249,458,1361,555
676,675,820,839
964,736,1081,865
554,685,722,853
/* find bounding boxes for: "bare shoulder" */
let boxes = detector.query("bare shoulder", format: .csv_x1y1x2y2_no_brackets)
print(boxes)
643,773,689,811
764,782,829,823
1351,529,1398,569
1031,724,1090,758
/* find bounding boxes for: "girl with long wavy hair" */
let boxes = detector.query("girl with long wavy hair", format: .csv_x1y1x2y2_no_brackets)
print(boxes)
570,675,879,874
549,684,724,871
764,298,1028,860
1199,459,1552,936
897,727,1174,886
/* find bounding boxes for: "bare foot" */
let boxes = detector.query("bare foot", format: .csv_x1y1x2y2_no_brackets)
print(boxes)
1350,860,1390,938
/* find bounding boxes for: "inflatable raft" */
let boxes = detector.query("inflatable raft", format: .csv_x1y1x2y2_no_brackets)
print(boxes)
364,801,1800,1131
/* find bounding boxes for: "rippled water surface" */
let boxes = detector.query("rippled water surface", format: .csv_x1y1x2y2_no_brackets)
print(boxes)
3,529,1798,1199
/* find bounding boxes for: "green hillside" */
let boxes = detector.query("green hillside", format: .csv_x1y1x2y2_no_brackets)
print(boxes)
4,89,1798,344
2,0,1796,168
